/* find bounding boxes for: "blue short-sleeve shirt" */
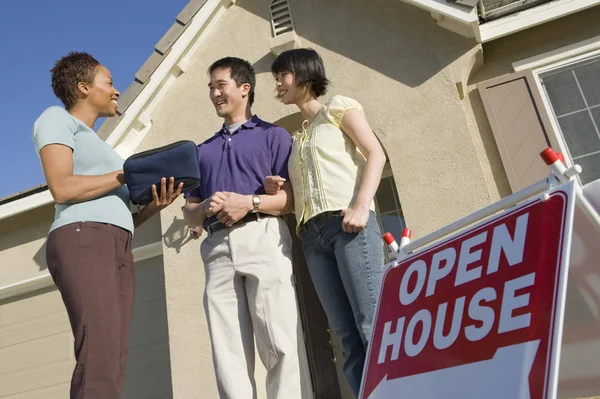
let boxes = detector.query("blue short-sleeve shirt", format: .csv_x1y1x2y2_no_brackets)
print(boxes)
32,106,134,233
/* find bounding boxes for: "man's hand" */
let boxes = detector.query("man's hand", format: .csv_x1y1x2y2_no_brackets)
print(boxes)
264,175,286,195
217,192,252,226
204,192,228,217
340,204,370,233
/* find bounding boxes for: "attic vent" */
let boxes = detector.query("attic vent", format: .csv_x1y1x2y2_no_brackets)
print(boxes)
270,0,295,36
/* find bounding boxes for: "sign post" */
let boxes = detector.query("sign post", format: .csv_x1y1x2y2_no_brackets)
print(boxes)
360,181,576,399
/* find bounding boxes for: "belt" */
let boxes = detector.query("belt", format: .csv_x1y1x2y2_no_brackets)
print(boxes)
299,210,343,234
207,212,273,236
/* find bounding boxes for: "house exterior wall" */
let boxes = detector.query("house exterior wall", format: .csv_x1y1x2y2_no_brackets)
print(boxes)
143,0,496,396
0,204,54,287
143,0,600,396
147,0,500,238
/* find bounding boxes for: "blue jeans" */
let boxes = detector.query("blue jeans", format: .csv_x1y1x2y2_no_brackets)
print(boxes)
301,211,384,397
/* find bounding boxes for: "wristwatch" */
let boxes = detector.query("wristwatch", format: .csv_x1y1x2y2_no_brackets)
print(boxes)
251,194,261,213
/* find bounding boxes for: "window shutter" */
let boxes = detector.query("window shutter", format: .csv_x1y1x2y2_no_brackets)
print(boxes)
478,70,561,193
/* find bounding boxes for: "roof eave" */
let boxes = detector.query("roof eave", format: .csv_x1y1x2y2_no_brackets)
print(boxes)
0,190,53,221
401,0,600,43
478,0,600,42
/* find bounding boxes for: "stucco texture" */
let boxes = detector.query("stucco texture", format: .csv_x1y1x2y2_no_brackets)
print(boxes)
138,0,600,396
148,0,502,236
141,0,507,396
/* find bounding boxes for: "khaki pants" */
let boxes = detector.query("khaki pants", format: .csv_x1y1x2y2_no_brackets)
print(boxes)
201,216,302,399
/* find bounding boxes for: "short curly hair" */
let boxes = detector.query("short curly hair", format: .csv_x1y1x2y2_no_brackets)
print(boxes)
271,48,329,98
50,52,100,110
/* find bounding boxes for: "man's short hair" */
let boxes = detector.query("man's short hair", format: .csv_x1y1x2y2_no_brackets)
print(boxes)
51,52,100,110
271,48,329,98
208,57,256,106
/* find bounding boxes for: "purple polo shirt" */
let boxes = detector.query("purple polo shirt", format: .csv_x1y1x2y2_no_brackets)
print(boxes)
185,115,292,228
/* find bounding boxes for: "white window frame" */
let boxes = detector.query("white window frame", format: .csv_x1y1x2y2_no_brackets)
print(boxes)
513,37,600,184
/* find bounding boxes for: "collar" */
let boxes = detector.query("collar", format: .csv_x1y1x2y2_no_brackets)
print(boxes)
218,114,261,135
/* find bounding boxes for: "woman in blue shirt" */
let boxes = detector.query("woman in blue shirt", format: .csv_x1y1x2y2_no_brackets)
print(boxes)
32,52,182,399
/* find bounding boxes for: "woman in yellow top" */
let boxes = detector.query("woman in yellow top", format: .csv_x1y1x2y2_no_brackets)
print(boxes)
265,48,387,396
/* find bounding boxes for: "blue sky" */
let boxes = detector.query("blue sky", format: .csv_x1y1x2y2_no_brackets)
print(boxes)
0,0,190,199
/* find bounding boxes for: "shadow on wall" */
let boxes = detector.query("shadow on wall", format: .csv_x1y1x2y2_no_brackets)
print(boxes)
0,284,56,306
273,112,305,134
33,242,47,271
162,215,197,253
0,207,51,271
238,0,477,88
253,52,276,75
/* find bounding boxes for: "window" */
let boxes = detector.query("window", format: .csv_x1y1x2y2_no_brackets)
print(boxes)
538,54,600,185
374,164,406,261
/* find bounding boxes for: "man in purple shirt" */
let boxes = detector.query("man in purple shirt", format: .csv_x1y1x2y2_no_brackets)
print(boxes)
183,57,301,398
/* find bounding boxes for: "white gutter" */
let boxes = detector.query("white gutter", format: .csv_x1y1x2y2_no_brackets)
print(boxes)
0,241,163,301
400,0,600,43
479,0,600,43
401,0,478,23
0,190,53,221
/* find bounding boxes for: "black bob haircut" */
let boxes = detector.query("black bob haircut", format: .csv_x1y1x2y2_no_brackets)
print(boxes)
271,48,330,98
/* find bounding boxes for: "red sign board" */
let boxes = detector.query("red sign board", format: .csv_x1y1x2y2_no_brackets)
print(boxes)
360,184,574,399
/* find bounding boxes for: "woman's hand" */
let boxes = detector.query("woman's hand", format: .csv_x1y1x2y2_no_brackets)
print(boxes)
340,204,370,233
264,175,286,195
134,177,183,228
150,177,184,209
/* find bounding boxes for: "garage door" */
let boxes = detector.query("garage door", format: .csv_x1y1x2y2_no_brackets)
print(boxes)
0,257,172,399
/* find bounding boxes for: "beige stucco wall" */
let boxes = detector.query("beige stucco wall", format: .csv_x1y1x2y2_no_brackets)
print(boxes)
146,0,505,236
133,0,600,396
139,0,507,396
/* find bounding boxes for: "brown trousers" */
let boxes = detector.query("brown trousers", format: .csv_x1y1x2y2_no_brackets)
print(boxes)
46,222,135,399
